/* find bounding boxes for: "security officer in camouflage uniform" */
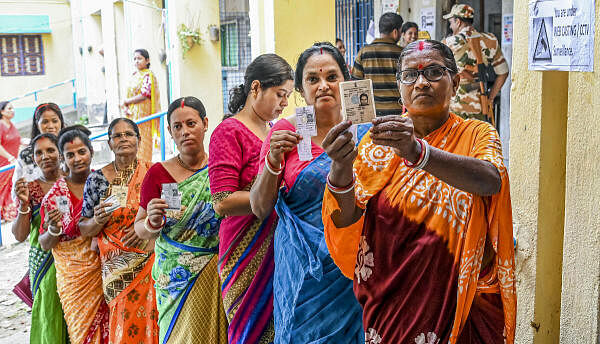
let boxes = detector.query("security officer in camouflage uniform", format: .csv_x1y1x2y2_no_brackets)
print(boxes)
442,4,509,121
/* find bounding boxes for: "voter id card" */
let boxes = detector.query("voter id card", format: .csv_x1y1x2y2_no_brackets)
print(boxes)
339,79,376,124
161,183,181,211
103,195,121,213
55,196,69,214
295,105,317,136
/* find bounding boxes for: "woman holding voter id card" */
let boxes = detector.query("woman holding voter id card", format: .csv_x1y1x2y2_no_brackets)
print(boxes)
78,118,158,344
249,42,365,343
208,54,294,344
321,40,516,344
134,96,227,344
39,126,109,344
12,133,68,344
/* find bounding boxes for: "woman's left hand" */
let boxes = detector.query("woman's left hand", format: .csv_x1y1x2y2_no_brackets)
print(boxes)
122,225,145,249
370,115,420,163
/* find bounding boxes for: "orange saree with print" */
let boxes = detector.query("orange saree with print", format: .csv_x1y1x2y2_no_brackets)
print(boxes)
323,114,516,344
95,162,158,343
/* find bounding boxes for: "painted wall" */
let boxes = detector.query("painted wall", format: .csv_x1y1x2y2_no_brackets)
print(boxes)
0,1,74,122
510,0,600,343
168,0,223,139
272,0,336,113
560,1,600,341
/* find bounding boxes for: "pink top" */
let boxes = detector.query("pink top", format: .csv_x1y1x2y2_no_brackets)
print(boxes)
209,118,263,193
258,118,325,191
0,121,20,165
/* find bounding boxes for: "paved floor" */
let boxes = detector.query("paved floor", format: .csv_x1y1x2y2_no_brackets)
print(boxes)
0,229,31,343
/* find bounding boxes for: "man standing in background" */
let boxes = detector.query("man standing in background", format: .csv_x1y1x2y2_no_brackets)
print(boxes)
352,12,404,116
442,4,509,122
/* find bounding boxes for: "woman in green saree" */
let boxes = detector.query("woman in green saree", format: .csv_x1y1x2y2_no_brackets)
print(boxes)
12,133,68,344
134,96,227,344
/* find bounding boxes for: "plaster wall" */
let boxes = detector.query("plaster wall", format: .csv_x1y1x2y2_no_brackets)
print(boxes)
560,2,600,342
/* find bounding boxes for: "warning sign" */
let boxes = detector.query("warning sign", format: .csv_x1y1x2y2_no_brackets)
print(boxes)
533,17,552,61
528,0,595,72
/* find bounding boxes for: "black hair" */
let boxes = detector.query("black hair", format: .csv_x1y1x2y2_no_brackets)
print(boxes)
401,21,419,34
398,40,458,75
57,125,93,155
31,102,66,138
167,96,206,125
335,38,343,44
294,42,350,93
379,12,404,35
107,117,140,139
134,48,150,68
226,53,293,117
0,101,9,119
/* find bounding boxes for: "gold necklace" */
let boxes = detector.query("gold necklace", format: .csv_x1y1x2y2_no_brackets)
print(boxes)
176,154,206,172
113,159,137,185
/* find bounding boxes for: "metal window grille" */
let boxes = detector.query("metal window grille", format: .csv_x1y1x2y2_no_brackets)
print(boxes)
335,0,374,68
0,34,44,76
219,0,251,115
221,21,239,67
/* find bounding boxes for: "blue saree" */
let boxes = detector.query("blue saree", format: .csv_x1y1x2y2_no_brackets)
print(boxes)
272,124,369,344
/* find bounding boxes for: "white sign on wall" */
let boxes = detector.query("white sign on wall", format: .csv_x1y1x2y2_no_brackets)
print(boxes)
528,0,595,72
502,14,513,45
420,7,436,39
382,0,398,14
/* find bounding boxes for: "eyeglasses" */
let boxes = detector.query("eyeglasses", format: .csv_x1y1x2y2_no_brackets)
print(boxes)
110,131,137,140
396,66,452,84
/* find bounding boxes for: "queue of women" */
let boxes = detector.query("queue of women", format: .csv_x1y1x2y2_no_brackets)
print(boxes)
7,39,515,344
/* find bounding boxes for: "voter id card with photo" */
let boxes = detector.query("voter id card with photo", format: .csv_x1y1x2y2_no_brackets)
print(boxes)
161,183,182,211
55,196,69,214
111,185,128,209
103,195,121,213
339,79,376,124
295,105,317,136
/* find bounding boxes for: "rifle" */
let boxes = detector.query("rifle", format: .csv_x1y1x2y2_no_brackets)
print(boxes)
467,35,496,127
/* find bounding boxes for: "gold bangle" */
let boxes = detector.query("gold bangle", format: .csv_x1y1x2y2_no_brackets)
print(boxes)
93,216,103,225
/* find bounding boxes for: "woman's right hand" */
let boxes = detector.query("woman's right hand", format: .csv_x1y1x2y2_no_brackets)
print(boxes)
93,201,112,226
268,130,302,168
14,178,29,204
46,208,63,230
146,198,168,227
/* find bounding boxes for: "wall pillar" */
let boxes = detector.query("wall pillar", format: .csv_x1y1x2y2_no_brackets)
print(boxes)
509,1,567,343
560,2,600,342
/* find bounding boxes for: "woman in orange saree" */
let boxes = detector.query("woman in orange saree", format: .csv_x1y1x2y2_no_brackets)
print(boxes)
122,49,160,162
79,118,158,344
39,126,109,344
322,40,516,344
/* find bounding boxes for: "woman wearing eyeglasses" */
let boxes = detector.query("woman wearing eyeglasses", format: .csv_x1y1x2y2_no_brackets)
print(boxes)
79,118,158,344
322,40,516,344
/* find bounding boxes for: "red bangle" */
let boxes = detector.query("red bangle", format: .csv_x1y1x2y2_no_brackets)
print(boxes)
147,215,166,230
266,150,283,172
404,138,425,167
326,173,356,193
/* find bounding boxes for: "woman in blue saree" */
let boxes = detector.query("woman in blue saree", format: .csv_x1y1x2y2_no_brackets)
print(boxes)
250,42,365,343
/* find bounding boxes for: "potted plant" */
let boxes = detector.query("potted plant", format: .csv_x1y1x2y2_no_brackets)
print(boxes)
177,23,202,56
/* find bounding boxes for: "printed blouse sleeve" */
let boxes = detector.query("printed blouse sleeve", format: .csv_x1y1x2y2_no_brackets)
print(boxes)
208,121,243,194
81,171,109,218
140,73,152,98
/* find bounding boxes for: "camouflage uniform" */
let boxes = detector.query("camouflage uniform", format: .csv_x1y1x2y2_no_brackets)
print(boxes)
442,6,509,121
